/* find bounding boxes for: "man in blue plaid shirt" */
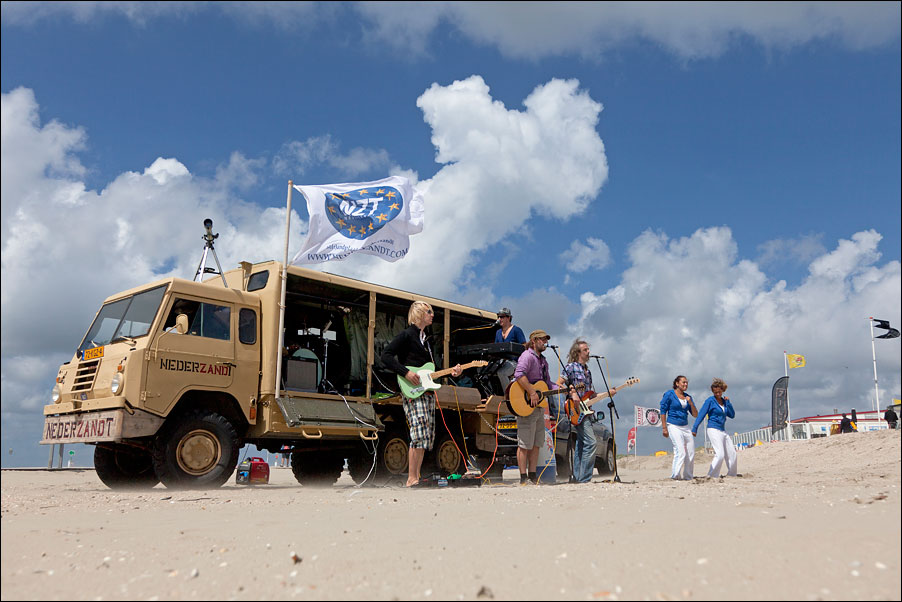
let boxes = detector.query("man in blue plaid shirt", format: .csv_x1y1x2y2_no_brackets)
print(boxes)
561,338,598,483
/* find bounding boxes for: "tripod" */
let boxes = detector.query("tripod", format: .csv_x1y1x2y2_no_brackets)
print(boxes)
194,218,228,287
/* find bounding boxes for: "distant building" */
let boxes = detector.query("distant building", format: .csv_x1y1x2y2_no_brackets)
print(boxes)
789,408,897,437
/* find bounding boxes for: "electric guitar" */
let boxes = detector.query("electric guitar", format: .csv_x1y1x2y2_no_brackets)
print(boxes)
397,360,488,399
565,377,640,425
506,380,585,417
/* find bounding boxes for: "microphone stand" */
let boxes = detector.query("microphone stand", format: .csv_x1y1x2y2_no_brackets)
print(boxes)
593,356,622,483
546,345,574,482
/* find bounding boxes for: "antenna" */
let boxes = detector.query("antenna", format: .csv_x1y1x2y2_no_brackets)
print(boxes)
194,218,228,287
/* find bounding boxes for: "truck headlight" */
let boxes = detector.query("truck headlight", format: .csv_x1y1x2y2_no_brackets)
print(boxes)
111,372,124,395
51,384,61,403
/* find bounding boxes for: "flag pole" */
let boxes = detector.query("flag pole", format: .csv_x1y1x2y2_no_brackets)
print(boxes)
869,317,880,414
783,351,791,441
274,181,293,405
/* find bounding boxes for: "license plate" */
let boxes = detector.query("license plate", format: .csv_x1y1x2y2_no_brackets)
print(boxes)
41,410,122,444
498,422,517,429
84,346,104,360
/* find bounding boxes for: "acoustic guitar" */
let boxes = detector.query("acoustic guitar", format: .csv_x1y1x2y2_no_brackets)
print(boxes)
397,360,488,399
506,380,585,417
565,377,640,425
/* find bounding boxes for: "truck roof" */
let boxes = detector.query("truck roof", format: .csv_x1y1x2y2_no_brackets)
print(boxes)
230,260,498,320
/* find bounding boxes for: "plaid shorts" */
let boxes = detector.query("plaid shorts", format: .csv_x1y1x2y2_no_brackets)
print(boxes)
402,392,436,450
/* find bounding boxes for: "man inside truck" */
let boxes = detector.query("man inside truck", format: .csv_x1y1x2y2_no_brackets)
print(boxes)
381,300,462,487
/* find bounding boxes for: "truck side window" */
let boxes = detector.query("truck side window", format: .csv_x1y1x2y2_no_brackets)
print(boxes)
247,271,269,291
239,308,257,345
163,299,231,341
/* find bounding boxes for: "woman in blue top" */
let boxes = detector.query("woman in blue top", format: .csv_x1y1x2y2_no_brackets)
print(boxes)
494,307,527,344
660,375,698,480
692,378,737,477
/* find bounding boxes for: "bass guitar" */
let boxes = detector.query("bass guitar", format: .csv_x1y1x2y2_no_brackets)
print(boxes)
565,377,640,425
506,380,585,417
397,360,488,399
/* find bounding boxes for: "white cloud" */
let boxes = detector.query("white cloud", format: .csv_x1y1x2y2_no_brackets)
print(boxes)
325,75,607,298
562,227,900,438
274,135,393,179
5,2,897,60
756,233,826,268
559,237,612,273
0,87,305,360
357,2,901,60
0,1,323,28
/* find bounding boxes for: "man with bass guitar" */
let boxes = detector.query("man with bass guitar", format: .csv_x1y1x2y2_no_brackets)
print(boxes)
558,338,602,483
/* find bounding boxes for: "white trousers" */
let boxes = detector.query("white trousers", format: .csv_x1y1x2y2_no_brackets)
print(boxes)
706,428,737,477
668,423,694,480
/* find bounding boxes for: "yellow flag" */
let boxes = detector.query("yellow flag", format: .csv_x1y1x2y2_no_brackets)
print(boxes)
787,353,806,368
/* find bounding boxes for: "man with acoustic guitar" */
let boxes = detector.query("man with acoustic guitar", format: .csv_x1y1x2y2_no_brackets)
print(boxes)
558,338,602,483
381,301,462,487
512,329,558,485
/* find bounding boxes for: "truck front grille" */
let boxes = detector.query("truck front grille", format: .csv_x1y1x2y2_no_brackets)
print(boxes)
71,359,100,393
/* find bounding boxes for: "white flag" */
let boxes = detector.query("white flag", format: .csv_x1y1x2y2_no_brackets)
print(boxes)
292,175,424,264
635,405,662,428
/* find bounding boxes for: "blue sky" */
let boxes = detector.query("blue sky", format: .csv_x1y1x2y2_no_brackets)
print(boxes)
2,2,900,467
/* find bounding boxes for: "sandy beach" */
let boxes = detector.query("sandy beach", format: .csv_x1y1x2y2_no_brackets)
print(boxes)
2,429,899,601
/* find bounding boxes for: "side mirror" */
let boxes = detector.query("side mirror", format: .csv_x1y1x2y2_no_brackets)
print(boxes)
596,411,605,421
176,313,189,335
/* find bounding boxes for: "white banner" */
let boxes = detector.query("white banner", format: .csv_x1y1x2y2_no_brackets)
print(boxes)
292,175,424,264
635,405,662,427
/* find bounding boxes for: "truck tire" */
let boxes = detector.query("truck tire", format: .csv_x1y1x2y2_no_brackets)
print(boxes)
475,456,504,479
377,428,409,476
432,433,464,476
347,451,377,484
152,409,239,489
555,453,572,482
290,451,344,486
596,441,616,475
94,444,159,489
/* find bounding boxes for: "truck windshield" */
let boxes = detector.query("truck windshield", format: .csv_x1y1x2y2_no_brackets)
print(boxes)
78,285,167,353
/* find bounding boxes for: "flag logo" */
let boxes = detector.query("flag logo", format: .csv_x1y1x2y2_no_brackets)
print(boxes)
324,186,403,240
787,353,806,368
635,406,662,427
292,175,424,264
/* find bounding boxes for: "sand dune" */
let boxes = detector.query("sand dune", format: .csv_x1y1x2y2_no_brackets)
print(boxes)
2,430,899,600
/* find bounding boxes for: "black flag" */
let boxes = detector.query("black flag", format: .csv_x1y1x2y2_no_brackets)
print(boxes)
873,319,900,339
772,376,789,434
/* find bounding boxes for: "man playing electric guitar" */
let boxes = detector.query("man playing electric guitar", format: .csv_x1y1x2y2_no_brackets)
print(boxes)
512,329,558,485
381,301,462,487
557,338,608,483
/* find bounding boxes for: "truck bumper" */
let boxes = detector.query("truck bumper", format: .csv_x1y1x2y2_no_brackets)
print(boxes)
40,407,165,445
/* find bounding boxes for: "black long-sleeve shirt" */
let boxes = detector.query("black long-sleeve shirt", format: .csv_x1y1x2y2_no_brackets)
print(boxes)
381,324,434,377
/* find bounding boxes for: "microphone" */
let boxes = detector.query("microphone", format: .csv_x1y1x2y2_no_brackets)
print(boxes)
590,355,604,359
548,344,559,349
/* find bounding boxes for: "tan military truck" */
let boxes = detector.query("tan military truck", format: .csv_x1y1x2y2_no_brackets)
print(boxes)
41,261,520,489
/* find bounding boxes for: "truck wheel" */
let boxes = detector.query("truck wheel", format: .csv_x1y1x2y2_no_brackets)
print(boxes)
347,451,377,484
596,441,616,475
152,410,239,489
290,451,344,486
94,444,159,489
475,456,504,479
555,453,572,482
377,429,409,475
433,433,464,476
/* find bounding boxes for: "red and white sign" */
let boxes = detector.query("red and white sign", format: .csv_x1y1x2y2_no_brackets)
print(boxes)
635,405,662,427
